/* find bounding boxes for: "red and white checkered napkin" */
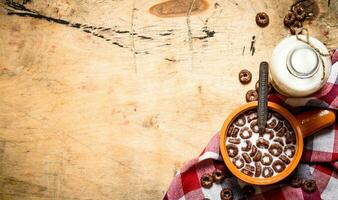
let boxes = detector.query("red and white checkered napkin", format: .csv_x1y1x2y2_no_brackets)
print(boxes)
164,50,338,200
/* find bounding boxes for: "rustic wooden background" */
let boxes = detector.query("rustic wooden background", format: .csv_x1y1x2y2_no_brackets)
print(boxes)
0,0,337,199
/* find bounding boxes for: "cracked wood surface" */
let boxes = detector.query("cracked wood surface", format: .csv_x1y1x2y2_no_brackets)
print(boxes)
0,0,337,199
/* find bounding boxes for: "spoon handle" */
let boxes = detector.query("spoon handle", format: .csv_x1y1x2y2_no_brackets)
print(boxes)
257,61,269,134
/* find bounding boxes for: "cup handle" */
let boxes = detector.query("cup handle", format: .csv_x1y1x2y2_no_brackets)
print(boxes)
295,109,336,138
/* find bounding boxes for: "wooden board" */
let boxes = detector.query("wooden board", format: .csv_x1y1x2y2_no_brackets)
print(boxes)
0,0,337,199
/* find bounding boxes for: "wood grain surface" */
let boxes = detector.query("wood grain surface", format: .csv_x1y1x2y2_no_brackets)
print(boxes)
0,0,337,199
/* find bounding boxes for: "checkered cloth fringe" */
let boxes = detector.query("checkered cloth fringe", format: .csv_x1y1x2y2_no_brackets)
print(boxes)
164,50,338,200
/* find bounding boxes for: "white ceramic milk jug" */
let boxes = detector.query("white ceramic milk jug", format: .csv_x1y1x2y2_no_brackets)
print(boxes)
271,33,332,97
